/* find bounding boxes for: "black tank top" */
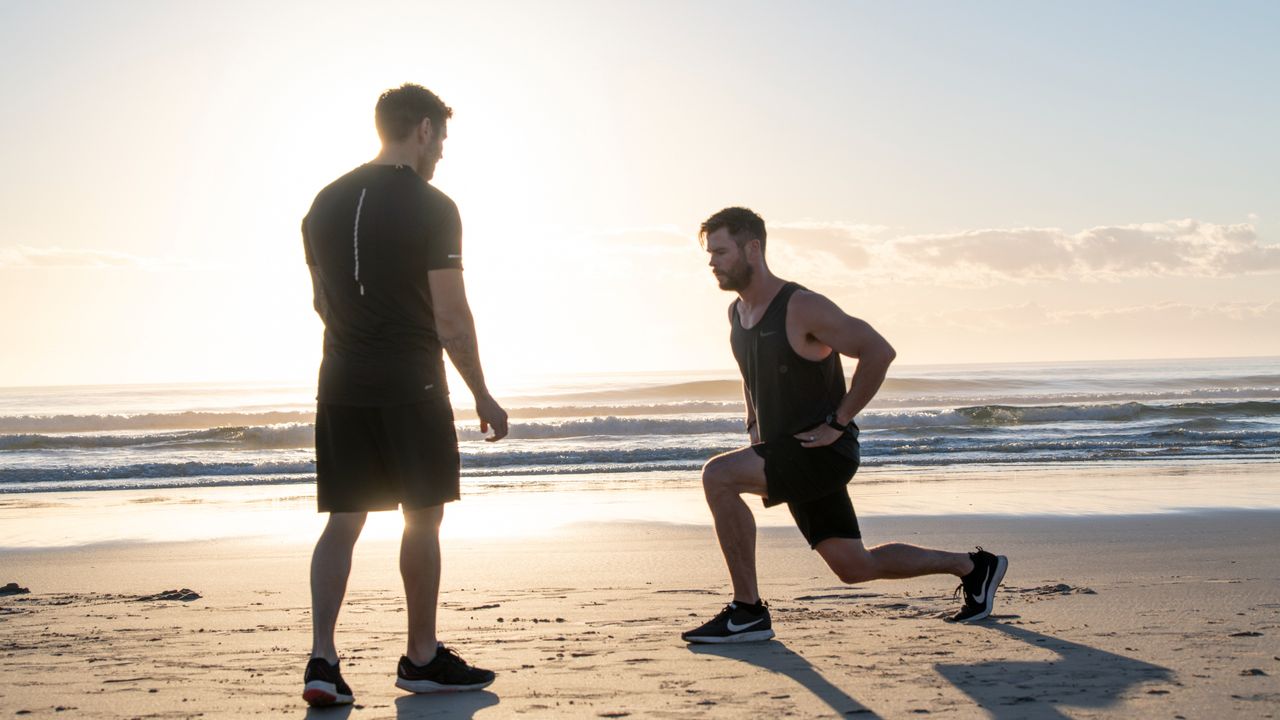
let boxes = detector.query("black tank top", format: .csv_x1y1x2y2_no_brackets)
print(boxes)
730,282,857,456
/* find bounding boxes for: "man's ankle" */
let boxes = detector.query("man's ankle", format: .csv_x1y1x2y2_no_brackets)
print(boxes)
406,641,440,665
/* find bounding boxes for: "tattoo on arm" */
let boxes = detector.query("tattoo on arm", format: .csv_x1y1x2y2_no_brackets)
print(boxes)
442,331,487,396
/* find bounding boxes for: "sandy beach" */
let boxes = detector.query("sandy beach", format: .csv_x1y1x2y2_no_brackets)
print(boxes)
3,473,1279,719
4,0,1278,714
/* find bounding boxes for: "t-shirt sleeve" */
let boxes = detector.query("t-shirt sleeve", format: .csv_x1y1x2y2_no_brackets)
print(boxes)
424,194,463,271
301,215,316,266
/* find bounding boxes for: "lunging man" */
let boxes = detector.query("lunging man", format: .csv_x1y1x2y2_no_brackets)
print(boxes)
683,207,1007,643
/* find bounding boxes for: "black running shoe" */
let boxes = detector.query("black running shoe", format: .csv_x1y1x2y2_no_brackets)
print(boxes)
950,547,1008,622
302,657,354,707
681,601,775,644
395,644,495,693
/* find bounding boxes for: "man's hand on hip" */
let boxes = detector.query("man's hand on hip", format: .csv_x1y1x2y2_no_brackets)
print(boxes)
795,425,842,448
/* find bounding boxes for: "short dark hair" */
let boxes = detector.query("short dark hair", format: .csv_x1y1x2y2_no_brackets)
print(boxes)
699,207,767,252
375,84,453,142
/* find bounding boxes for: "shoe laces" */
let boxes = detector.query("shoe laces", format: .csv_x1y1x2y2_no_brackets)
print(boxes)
951,548,990,604
436,645,469,667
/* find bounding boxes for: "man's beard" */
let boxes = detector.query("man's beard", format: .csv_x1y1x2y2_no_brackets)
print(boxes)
716,258,754,291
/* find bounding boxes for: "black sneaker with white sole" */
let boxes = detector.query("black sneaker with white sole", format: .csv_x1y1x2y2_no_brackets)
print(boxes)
302,657,354,707
682,601,775,643
395,644,495,693
950,547,1008,622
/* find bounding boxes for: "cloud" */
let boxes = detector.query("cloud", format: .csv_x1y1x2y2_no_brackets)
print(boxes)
0,245,190,269
873,299,1280,364
1054,300,1280,323
761,219,1280,287
889,300,1280,332
503,217,1280,292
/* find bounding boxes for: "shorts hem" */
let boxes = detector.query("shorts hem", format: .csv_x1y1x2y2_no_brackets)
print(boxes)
317,493,460,514
804,532,862,550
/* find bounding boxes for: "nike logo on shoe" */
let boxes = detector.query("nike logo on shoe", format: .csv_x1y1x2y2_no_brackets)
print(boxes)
972,567,992,604
726,618,764,632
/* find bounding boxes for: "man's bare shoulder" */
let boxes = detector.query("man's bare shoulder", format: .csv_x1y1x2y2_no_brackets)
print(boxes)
788,288,844,318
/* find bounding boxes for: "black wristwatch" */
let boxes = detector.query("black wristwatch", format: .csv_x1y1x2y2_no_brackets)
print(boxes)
825,413,849,433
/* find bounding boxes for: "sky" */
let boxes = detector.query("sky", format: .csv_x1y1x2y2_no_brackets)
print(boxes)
1,0,1278,388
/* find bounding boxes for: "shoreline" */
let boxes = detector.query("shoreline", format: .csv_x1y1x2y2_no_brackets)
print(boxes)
2,459,1278,550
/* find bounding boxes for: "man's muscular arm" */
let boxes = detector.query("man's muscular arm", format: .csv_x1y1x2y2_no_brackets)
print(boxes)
791,292,896,447
428,269,509,441
743,381,759,445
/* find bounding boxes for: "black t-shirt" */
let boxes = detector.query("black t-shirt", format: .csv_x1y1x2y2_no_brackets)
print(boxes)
302,163,463,406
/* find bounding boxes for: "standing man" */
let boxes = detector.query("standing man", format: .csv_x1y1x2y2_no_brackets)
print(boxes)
300,84,508,706
683,207,1007,644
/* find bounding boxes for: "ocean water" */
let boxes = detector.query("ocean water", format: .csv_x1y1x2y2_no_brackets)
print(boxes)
0,357,1277,495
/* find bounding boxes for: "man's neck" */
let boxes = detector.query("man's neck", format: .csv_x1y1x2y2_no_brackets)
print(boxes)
371,146,419,172
736,270,785,310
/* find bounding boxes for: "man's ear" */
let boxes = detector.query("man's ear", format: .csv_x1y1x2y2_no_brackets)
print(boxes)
418,117,435,144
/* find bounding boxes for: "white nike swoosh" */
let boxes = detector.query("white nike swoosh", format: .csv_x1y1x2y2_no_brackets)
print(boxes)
972,567,992,604
760,331,777,337
726,617,764,632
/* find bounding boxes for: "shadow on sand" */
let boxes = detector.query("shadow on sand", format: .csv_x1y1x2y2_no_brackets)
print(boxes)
934,622,1172,719
393,690,500,719
301,690,498,720
689,640,879,717
304,703,353,720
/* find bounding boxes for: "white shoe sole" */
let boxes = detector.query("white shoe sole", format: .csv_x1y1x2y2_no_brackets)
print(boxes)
683,628,776,644
395,676,494,694
303,680,353,706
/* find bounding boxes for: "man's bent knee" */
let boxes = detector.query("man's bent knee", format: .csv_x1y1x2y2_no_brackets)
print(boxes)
701,455,738,497
834,563,876,585
703,450,768,500
818,540,877,584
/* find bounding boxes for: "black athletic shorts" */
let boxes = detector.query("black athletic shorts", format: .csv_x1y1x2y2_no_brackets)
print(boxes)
314,397,460,512
752,434,861,548
786,489,861,548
